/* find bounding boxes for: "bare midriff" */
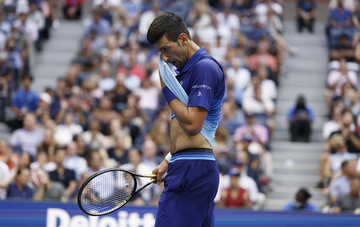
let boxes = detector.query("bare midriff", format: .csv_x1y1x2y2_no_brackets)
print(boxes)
169,117,212,155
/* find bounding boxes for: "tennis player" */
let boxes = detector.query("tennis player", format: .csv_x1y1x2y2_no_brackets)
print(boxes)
147,12,225,227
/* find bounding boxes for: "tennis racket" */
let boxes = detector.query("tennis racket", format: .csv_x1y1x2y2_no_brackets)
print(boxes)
77,168,157,216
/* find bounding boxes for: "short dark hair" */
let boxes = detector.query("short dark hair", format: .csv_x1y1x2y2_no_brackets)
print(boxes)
22,74,33,82
147,12,191,45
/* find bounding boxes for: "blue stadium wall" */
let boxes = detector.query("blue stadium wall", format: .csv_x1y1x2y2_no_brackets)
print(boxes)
0,201,360,227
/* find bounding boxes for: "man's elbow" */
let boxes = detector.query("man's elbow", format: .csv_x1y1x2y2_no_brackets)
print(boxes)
184,124,203,136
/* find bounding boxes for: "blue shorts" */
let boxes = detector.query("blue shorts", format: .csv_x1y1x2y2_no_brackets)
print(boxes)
155,149,219,227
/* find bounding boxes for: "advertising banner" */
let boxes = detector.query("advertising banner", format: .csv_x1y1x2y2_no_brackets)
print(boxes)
0,200,359,227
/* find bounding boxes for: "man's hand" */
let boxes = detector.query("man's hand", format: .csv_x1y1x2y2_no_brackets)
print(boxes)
152,159,169,185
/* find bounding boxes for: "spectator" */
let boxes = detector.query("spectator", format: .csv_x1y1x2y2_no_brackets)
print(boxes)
219,101,245,136
323,107,342,140
87,150,105,175
35,92,52,121
247,41,278,75
97,62,116,92
55,112,83,141
243,85,276,130
233,112,269,147
10,113,44,158
82,119,105,149
219,168,251,208
0,160,9,199
110,74,131,111
141,139,162,170
330,34,355,61
30,150,56,173
48,148,77,199
28,1,45,52
226,57,251,92
103,118,132,149
329,160,357,204
287,95,314,142
328,134,357,173
132,77,160,124
325,58,357,110
0,139,18,170
33,168,66,202
333,177,360,213
107,135,128,166
92,96,119,133
63,142,87,181
329,0,353,29
63,0,83,20
8,74,38,131
73,134,89,158
297,0,317,33
13,12,39,43
84,10,111,39
282,188,320,212
1,168,33,199
330,110,360,153
55,94,88,126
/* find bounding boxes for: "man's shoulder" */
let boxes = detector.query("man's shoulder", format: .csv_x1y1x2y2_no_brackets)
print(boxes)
195,56,223,72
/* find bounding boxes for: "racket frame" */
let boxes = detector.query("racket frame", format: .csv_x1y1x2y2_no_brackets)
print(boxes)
77,168,157,216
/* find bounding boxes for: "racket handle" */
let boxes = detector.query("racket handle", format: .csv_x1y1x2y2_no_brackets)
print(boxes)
142,174,157,178
149,178,157,184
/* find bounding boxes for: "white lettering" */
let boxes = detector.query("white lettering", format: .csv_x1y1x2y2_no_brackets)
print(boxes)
191,84,212,90
46,208,155,227
46,208,70,227
128,213,142,227
89,216,99,227
98,217,118,227
143,213,156,227
118,211,128,227
70,215,89,227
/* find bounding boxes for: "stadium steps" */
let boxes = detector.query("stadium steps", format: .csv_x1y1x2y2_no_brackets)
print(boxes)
264,21,328,211
32,20,84,92
0,20,85,139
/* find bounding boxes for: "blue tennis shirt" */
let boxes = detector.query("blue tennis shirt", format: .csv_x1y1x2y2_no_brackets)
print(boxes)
171,47,225,145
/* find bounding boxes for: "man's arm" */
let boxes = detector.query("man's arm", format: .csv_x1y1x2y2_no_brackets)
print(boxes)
168,99,208,136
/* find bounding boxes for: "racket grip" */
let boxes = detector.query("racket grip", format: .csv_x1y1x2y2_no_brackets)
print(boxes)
143,174,157,178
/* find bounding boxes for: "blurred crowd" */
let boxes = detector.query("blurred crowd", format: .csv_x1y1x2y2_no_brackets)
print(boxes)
314,0,360,214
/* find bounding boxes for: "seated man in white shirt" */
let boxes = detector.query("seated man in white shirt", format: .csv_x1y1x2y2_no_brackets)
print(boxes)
63,142,87,181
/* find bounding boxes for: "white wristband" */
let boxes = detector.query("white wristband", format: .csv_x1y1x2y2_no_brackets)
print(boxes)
165,152,172,162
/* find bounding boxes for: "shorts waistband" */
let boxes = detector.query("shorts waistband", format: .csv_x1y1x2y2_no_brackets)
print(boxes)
174,148,213,155
170,148,215,163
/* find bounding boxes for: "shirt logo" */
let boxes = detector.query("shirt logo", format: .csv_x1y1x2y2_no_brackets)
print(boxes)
180,81,183,85
198,91,202,96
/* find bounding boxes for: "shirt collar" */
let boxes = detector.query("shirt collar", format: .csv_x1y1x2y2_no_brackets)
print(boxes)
176,47,206,75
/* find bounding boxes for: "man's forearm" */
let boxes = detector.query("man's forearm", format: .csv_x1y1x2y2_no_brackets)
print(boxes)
169,99,204,136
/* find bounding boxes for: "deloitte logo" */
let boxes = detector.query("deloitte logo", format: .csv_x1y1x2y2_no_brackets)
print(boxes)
46,208,156,227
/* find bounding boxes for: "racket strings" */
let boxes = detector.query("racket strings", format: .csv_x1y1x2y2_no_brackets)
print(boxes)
80,171,135,215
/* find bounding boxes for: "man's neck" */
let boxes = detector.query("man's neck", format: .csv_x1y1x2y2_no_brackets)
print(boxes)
16,182,24,190
186,41,200,62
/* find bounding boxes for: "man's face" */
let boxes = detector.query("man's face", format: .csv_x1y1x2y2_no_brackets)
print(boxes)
154,35,187,70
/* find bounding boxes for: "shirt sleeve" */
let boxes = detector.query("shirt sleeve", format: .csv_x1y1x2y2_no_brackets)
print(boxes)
187,59,221,111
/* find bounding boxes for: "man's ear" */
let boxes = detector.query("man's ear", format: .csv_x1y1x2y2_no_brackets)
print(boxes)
178,33,189,46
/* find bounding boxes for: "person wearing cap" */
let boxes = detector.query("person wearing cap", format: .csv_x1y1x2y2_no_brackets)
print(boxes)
219,168,251,208
35,92,52,121
282,188,320,212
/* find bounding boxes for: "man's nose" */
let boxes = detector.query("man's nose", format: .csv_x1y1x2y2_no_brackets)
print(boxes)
161,54,169,63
